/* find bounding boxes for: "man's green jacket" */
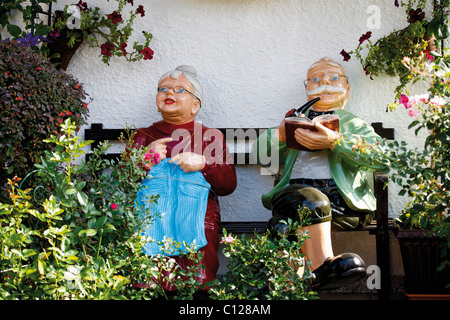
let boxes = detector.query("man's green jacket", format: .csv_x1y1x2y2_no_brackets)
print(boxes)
252,109,389,212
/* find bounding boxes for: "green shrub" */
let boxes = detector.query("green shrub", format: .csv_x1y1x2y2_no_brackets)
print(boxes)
0,120,207,299
211,213,317,300
0,40,89,194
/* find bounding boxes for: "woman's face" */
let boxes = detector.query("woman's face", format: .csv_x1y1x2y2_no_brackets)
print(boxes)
156,74,200,124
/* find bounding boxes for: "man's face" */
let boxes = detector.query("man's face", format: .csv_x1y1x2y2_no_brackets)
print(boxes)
156,74,200,124
305,62,350,111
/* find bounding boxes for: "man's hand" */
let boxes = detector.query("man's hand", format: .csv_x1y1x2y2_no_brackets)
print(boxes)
294,122,339,150
169,152,206,172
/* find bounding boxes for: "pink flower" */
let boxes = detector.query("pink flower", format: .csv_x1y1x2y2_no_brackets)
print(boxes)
429,96,446,107
399,94,409,108
144,152,152,160
221,236,235,244
417,93,429,103
424,50,434,62
111,203,118,210
144,150,161,164
406,96,417,109
408,109,420,117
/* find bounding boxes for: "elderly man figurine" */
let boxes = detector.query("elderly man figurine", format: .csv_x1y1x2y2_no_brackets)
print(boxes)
252,57,388,290
132,65,237,293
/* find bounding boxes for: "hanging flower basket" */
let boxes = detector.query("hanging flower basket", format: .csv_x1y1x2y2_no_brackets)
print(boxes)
47,26,83,71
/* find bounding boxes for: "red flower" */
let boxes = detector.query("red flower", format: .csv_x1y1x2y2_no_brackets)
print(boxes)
141,47,154,60
60,110,72,116
358,31,372,46
111,203,118,210
108,11,123,24
424,50,434,62
340,49,351,62
127,0,134,5
136,5,145,17
408,8,425,23
101,42,115,56
77,0,88,12
120,42,128,56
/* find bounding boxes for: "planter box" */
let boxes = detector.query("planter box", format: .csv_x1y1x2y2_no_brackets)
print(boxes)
397,229,450,295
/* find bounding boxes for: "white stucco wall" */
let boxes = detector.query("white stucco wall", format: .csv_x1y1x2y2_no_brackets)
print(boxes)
48,0,439,222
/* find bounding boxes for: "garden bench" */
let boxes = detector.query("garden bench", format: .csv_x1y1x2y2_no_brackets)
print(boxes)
85,122,396,300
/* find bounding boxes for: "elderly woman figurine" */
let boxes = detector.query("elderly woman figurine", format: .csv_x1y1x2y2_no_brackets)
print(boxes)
132,65,237,292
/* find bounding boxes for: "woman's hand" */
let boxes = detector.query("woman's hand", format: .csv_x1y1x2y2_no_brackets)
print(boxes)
143,137,172,170
169,152,206,172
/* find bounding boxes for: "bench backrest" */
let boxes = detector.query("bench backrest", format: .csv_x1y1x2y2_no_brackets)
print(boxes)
84,122,394,162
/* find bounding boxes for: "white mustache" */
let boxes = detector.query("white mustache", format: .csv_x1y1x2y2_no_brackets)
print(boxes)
307,85,346,96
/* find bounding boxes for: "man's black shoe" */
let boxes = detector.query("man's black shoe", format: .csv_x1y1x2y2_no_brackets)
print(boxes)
311,253,366,290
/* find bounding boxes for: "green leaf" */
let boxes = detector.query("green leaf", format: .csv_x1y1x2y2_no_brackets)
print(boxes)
35,24,52,37
65,188,77,195
95,216,107,229
38,259,45,275
86,229,97,237
7,24,22,37
78,228,97,237
76,191,88,206
76,180,86,190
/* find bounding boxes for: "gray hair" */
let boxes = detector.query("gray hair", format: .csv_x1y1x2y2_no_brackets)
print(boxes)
158,65,203,106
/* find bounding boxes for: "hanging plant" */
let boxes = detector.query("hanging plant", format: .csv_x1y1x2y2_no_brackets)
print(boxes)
0,0,154,70
340,0,449,99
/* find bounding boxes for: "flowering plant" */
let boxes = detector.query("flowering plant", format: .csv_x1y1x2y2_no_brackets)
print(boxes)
0,0,154,69
0,120,208,299
210,209,317,300
52,0,153,66
358,51,449,236
387,55,449,234
340,0,449,98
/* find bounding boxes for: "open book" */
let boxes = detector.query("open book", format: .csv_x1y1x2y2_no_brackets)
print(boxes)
285,114,339,151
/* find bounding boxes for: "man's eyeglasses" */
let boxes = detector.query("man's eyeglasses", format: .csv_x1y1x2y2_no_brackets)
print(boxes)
304,74,348,89
157,86,201,102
